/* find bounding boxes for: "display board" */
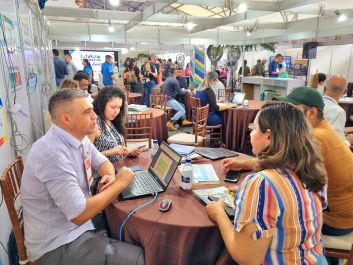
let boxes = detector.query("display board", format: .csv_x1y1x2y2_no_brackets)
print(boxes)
68,50,115,82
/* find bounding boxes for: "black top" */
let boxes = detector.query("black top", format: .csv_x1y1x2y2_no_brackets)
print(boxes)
198,87,220,112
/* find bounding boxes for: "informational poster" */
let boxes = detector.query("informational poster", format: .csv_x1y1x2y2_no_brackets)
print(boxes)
70,50,115,81
0,98,8,148
9,66,23,91
0,14,20,53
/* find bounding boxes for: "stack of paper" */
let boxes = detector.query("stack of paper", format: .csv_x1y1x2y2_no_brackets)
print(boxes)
178,164,219,184
128,104,148,113
193,186,234,208
169,143,195,156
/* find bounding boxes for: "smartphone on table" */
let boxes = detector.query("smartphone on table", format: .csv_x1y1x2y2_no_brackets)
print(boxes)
224,170,241,183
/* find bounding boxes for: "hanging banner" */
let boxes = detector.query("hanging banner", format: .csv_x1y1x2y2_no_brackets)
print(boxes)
0,98,8,148
191,46,205,89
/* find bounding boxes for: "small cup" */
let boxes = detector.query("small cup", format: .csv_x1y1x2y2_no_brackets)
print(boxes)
243,99,249,107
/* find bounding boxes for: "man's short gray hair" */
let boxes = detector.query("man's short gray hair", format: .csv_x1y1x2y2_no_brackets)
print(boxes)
324,75,348,94
49,89,88,118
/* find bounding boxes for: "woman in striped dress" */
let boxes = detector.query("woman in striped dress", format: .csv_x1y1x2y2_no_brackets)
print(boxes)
207,102,328,265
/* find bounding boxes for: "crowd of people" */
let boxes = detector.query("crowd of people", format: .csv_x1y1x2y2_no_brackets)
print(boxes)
20,49,353,265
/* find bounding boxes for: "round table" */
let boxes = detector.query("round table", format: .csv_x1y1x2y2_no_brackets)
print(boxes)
141,108,168,142
223,100,264,150
339,98,353,126
106,150,251,265
128,92,143,104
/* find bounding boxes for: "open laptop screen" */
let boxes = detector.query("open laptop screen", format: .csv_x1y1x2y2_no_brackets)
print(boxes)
232,92,246,104
150,142,181,186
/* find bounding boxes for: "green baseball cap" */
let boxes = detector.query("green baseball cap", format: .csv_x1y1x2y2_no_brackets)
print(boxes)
273,86,324,113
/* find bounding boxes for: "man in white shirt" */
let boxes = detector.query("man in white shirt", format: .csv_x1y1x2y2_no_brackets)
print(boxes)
323,74,352,145
64,54,78,78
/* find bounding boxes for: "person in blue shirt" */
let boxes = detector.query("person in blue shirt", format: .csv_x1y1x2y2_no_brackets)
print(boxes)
101,55,116,86
53,49,68,87
82,59,94,84
268,54,284,78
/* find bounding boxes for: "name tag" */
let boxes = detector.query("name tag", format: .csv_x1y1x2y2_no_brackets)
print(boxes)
84,156,93,187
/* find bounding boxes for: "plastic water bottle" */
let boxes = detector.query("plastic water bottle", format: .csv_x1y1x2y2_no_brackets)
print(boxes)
180,158,193,190
151,139,159,158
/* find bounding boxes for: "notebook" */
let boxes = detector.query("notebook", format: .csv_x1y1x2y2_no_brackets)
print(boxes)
229,92,246,105
121,142,181,199
195,147,239,160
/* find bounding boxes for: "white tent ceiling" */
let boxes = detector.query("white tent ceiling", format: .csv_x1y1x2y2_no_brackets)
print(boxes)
43,0,353,52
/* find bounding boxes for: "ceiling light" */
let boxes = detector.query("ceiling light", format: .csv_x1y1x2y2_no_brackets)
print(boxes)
238,3,247,13
130,47,135,51
186,22,196,31
75,47,80,51
107,20,114,32
109,0,120,7
246,31,251,37
121,48,128,54
338,14,347,22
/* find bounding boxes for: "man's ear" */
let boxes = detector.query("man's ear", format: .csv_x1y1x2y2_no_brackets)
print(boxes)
60,112,71,126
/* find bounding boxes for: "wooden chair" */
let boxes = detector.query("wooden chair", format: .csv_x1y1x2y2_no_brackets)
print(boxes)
217,88,232,101
167,104,209,146
191,97,223,147
323,233,353,265
0,156,33,265
125,113,153,150
150,94,168,113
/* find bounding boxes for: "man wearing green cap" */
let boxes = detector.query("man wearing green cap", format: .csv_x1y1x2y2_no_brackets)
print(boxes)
223,86,353,237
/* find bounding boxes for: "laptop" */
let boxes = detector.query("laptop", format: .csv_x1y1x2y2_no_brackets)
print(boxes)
195,147,239,161
121,142,182,199
229,92,246,105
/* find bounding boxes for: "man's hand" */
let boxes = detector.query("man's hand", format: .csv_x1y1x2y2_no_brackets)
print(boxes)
116,167,134,189
99,174,116,192
206,200,226,223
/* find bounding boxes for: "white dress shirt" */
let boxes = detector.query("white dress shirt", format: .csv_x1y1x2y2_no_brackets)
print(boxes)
323,95,347,141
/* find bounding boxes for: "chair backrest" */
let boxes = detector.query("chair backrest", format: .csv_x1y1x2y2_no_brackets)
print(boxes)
218,88,232,100
193,104,209,146
190,96,201,108
150,94,167,112
124,84,131,93
0,156,29,264
125,113,153,149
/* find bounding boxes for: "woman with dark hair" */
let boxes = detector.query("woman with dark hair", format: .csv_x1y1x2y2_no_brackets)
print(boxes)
207,102,328,265
124,58,140,93
82,58,93,84
89,86,141,164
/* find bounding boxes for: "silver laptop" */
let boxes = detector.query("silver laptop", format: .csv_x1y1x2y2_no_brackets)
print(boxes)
230,92,246,105
121,142,181,200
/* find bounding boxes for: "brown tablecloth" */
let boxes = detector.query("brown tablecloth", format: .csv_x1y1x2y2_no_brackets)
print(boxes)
223,100,264,150
141,108,168,142
106,150,251,265
339,99,353,126
128,92,143,104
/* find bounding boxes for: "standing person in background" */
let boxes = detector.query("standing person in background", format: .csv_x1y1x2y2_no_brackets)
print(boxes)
237,60,250,80
184,63,190,77
140,58,157,106
309,72,327,95
64,54,78,79
176,67,188,89
124,58,140,93
157,58,163,85
214,70,226,99
101,55,117,86
261,59,267,76
253,59,264,76
53,49,68,87
82,59,93,84
268,54,284,78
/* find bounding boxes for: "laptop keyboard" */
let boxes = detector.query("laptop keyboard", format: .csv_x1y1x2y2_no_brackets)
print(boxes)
131,171,163,194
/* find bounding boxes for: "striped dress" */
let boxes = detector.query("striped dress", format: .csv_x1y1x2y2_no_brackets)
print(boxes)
234,168,327,265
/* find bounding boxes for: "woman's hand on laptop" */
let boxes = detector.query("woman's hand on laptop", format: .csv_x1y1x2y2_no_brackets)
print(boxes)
116,167,134,189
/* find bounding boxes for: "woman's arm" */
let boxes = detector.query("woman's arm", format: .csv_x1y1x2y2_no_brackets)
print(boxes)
207,200,271,265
